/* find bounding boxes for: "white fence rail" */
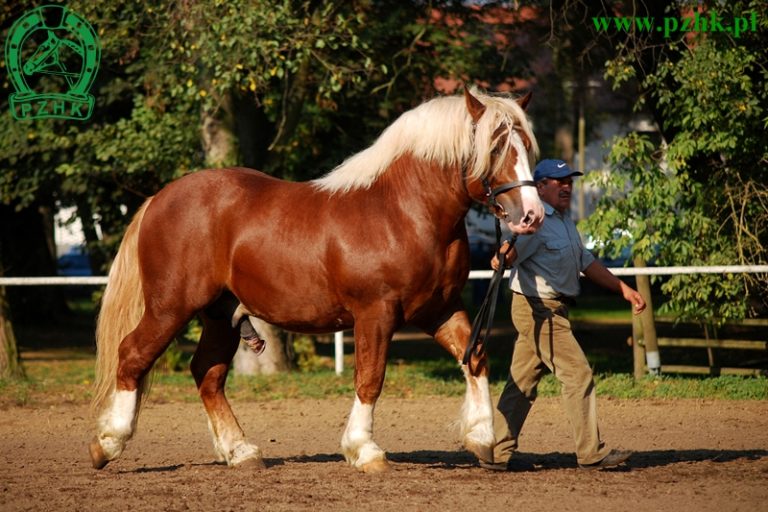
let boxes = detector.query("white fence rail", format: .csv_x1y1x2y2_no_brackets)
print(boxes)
3,266,767,375
2,265,768,286
468,265,768,279
0,276,109,286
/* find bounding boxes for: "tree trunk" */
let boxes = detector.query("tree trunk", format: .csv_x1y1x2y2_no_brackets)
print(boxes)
0,285,24,380
201,93,238,168
76,200,107,275
233,317,291,375
200,92,291,374
262,56,311,176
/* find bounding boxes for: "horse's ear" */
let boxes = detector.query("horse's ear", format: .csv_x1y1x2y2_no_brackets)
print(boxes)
464,87,486,123
516,91,532,111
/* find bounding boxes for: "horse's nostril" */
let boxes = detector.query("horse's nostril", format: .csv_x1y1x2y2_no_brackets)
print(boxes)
522,210,534,225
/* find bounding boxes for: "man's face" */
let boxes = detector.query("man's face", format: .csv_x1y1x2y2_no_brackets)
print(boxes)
536,176,573,213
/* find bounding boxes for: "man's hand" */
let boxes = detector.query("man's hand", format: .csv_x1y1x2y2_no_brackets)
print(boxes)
584,260,647,315
490,240,515,271
620,282,647,315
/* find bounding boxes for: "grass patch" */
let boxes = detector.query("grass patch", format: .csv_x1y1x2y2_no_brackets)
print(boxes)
569,296,635,322
2,350,766,409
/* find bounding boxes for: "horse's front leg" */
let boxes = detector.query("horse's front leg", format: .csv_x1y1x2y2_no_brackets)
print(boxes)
341,305,398,473
423,306,495,464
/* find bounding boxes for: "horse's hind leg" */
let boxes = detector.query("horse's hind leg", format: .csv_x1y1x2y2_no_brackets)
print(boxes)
420,306,495,463
191,311,264,468
91,310,191,468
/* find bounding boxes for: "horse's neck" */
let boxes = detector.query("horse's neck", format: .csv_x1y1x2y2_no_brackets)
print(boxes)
373,155,472,233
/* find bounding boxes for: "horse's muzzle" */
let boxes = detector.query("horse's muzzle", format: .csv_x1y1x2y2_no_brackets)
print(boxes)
504,189,544,234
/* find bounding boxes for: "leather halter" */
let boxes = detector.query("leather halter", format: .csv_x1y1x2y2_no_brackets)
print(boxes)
481,177,536,218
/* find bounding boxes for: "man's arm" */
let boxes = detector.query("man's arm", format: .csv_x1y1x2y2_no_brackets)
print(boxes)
583,259,647,315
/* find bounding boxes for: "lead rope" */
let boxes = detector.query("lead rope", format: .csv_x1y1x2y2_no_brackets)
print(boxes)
462,218,517,371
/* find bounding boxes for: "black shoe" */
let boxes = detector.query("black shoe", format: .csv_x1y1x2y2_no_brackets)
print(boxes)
578,449,633,470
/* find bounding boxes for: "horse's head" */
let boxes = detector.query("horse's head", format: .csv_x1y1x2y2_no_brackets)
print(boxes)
464,88,544,235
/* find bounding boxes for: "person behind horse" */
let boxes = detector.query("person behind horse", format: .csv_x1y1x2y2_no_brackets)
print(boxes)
484,158,646,470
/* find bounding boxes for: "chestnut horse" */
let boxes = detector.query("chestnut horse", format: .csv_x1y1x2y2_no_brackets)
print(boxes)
89,88,543,473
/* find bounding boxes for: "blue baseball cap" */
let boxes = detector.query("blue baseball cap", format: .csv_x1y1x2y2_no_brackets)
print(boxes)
533,159,583,181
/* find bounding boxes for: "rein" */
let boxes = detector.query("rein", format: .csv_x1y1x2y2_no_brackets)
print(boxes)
461,220,516,369
461,177,533,370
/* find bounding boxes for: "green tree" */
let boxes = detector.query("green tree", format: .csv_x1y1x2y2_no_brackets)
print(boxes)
578,1,768,325
1,1,544,372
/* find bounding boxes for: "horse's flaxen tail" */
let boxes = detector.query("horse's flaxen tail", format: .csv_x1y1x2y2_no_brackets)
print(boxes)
91,198,153,416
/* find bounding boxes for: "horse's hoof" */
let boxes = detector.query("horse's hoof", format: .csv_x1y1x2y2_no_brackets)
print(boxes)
464,440,494,465
232,456,266,470
89,437,109,470
360,458,391,474
229,443,264,469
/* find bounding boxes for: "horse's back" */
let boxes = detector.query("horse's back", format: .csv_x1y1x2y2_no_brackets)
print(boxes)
148,167,300,219
162,167,282,198
136,169,285,293
135,168,344,326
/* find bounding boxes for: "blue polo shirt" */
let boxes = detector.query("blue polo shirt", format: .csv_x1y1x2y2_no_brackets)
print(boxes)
510,202,595,299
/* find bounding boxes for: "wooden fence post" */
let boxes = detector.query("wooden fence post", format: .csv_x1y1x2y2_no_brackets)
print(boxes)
633,257,661,375
631,312,646,379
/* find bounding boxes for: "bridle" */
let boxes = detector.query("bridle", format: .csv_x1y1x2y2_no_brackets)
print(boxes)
481,177,536,219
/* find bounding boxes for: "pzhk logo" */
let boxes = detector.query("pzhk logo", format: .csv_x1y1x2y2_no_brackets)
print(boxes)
5,5,100,121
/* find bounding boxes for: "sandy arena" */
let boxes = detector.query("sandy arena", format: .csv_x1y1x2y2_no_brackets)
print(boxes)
1,396,766,511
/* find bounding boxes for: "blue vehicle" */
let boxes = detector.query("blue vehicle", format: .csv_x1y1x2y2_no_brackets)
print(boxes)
57,247,92,276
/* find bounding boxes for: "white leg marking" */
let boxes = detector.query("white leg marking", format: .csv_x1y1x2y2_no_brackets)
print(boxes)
96,389,138,460
460,371,495,460
341,396,385,468
205,412,262,466
205,417,228,463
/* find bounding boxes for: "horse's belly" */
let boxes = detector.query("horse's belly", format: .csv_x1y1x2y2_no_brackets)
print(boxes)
235,285,353,334
263,307,354,334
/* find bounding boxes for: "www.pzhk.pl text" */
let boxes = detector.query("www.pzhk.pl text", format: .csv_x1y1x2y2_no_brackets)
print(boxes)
593,11,758,38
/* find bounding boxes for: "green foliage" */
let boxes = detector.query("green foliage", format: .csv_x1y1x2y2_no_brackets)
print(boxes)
292,335,325,372
581,131,748,324
652,41,762,168
155,339,187,374
581,1,768,326
1,0,542,274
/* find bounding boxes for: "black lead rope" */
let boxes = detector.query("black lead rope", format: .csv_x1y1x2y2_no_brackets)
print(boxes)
462,218,517,370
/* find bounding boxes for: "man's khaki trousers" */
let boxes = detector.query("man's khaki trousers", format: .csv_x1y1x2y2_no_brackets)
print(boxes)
492,293,611,466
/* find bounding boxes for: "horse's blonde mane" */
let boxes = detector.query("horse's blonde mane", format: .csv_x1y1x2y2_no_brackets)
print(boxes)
312,89,539,193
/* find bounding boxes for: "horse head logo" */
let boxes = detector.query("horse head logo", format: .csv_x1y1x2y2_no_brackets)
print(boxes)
5,5,100,121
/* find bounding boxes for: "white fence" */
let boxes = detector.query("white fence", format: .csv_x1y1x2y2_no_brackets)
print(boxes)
3,265,767,375
3,265,767,287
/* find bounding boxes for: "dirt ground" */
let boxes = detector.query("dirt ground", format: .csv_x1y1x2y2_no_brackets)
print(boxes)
1,396,767,512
